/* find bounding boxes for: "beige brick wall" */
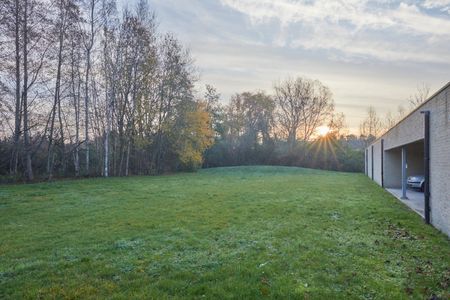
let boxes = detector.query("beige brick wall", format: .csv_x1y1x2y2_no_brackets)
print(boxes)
373,141,382,185
366,83,450,237
367,145,373,179
427,87,450,237
384,147,401,188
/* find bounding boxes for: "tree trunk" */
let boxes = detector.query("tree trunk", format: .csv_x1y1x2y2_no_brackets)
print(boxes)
125,138,131,176
47,94,57,178
71,42,81,177
11,0,21,177
58,80,66,177
118,136,124,176
47,22,65,179
288,128,296,150
84,0,95,176
112,132,117,176
84,48,91,175
104,88,110,177
22,0,33,182
47,0,72,179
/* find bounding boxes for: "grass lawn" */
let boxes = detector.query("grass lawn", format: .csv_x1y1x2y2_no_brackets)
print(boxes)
0,166,449,299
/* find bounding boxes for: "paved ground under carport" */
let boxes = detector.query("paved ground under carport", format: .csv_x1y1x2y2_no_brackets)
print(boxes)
386,188,425,217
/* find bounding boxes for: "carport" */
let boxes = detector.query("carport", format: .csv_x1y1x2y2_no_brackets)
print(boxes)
383,140,425,217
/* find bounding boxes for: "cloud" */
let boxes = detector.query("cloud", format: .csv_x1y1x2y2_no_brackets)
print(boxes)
219,0,450,64
147,0,449,131
422,0,450,11
219,0,393,29
423,0,450,6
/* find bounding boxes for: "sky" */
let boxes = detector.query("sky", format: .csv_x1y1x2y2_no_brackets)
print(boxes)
124,0,450,132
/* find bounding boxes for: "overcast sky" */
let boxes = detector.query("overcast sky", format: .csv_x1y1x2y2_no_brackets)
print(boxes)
123,0,450,132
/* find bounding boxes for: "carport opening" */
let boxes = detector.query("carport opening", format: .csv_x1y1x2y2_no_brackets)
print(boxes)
384,140,425,217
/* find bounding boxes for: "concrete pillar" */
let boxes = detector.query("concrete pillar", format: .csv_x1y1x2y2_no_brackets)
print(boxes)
401,146,408,199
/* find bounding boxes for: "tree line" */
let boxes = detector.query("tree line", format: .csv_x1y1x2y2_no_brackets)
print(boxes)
4,0,418,182
0,0,216,182
201,80,365,173
359,83,430,146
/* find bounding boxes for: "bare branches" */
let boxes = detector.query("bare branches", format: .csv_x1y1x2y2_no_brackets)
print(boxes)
359,106,382,146
409,83,430,109
274,77,334,146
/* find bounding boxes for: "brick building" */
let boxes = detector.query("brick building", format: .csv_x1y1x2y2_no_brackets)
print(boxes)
366,82,450,237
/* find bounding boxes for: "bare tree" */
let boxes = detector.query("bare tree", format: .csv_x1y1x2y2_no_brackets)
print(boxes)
274,77,334,147
359,106,382,146
47,0,77,179
0,0,23,176
383,103,409,133
1,0,49,181
12,0,22,176
383,111,397,132
81,0,103,175
409,83,430,109
10,0,22,176
101,1,116,177
328,112,347,138
22,0,34,181
68,25,83,176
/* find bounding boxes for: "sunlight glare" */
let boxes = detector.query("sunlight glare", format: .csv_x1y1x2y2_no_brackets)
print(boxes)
317,126,331,137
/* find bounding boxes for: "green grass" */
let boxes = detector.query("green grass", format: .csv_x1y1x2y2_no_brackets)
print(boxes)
0,166,449,299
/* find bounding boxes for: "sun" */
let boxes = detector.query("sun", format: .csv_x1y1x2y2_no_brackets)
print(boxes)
317,126,331,137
